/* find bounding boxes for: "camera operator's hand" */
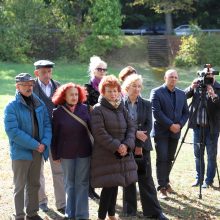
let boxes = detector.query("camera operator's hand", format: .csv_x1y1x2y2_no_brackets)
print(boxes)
207,85,217,98
170,124,181,134
191,79,199,90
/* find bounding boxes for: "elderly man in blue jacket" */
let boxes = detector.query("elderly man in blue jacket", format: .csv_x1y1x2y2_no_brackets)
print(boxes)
150,69,189,199
4,73,52,220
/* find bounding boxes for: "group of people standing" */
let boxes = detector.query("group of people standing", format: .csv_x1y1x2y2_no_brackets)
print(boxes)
4,55,220,220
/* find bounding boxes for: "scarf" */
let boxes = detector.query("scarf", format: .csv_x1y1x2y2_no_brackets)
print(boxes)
91,77,101,91
108,96,122,109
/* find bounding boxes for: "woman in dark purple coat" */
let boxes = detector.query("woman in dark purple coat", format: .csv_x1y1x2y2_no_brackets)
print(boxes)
51,83,92,220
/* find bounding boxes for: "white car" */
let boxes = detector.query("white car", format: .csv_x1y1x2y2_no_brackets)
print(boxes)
174,24,200,36
174,25,192,36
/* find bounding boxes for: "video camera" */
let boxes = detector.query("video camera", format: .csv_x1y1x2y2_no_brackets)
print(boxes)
197,64,219,87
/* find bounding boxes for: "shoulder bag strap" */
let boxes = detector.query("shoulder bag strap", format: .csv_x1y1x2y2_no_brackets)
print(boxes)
61,106,94,144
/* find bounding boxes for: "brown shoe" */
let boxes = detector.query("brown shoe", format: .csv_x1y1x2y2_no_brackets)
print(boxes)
159,187,168,199
166,184,175,194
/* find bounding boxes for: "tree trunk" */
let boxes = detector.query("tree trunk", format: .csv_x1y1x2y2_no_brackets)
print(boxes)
165,12,173,35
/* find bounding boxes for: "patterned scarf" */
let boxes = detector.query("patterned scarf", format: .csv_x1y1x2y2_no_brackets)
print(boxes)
108,96,122,109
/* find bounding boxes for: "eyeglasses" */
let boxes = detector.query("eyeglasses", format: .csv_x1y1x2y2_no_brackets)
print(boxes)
96,68,107,72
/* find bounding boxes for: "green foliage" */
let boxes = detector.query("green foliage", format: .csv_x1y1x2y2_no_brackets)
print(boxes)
175,33,220,67
174,35,199,67
133,0,195,13
77,0,123,62
197,34,220,66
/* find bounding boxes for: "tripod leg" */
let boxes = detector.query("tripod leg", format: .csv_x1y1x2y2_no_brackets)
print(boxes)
199,126,205,199
169,125,191,175
216,162,220,188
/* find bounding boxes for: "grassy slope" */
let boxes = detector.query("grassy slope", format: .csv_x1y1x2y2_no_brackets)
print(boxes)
0,36,220,219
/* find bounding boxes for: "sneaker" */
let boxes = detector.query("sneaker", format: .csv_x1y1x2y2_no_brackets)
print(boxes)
159,187,168,199
39,203,49,212
202,182,213,188
191,180,200,187
166,184,175,194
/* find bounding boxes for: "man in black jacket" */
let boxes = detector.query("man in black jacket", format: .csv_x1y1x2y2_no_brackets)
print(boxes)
33,60,66,214
185,66,220,188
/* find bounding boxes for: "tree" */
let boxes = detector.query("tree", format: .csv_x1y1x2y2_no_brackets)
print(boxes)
77,0,122,61
133,0,196,34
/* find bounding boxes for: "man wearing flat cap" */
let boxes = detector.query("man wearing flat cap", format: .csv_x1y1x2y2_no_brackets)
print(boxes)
33,60,66,214
4,73,52,220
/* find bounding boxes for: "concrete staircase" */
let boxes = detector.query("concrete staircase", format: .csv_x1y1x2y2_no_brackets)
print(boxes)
148,36,170,67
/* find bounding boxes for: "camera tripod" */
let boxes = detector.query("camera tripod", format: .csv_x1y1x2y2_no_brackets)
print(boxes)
170,85,220,199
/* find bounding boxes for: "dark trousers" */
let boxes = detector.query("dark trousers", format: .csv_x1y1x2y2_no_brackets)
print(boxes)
123,151,162,216
98,186,118,219
154,137,179,190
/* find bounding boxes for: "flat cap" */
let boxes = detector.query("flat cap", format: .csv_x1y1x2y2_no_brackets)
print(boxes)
34,60,55,69
15,73,35,83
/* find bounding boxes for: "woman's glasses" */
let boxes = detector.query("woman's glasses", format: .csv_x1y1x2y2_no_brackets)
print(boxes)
96,68,107,72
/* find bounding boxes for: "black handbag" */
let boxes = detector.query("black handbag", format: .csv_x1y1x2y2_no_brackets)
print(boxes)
134,155,147,176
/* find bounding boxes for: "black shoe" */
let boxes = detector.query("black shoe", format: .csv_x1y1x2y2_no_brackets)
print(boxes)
57,207,66,215
145,213,169,220
157,213,169,220
26,215,43,220
121,213,137,217
62,218,74,220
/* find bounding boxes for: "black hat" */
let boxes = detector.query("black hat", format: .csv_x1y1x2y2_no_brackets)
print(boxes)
15,73,35,83
34,60,55,69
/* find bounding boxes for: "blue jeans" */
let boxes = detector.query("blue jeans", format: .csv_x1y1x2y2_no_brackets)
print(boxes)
193,127,218,184
61,157,90,219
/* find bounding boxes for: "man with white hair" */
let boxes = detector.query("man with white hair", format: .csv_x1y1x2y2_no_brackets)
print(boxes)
150,69,189,199
185,65,220,188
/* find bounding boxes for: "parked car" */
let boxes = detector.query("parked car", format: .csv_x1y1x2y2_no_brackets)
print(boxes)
174,24,200,36
122,22,166,36
122,25,153,35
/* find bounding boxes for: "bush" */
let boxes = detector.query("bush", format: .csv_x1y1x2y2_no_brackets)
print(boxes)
175,33,220,67
197,34,220,66
174,35,199,67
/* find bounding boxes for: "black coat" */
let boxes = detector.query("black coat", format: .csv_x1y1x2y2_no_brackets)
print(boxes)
33,78,60,119
185,81,220,133
125,96,153,151
84,82,100,106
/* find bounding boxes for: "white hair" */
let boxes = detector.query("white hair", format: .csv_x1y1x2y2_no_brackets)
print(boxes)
164,69,177,78
121,74,143,93
88,55,107,77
